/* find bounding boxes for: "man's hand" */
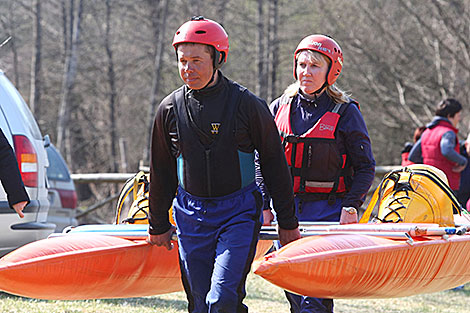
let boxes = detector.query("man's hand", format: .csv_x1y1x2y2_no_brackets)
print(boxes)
263,209,274,226
340,207,358,224
278,227,301,246
12,201,28,218
147,225,176,250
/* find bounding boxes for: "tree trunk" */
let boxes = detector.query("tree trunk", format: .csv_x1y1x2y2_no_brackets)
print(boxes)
0,15,19,88
29,0,42,118
256,0,267,100
142,0,169,165
61,0,68,64
268,0,279,102
105,0,118,173
119,138,128,173
56,0,83,165
216,1,227,24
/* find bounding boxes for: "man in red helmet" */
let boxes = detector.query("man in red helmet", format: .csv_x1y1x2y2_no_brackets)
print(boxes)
147,16,300,312
256,34,375,312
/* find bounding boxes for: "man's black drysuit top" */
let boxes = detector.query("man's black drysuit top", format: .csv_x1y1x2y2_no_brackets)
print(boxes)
148,73,298,235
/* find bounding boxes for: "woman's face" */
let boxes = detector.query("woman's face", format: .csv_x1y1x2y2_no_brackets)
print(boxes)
296,51,329,94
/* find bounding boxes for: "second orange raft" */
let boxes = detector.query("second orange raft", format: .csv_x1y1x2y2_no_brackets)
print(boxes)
253,231,470,298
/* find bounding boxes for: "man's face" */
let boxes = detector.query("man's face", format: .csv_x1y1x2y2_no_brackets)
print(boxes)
177,44,214,90
449,111,461,128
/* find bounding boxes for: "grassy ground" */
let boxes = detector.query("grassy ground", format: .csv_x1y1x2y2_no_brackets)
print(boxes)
1,273,468,313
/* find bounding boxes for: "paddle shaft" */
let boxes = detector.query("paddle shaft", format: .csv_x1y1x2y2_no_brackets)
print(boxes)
51,230,410,241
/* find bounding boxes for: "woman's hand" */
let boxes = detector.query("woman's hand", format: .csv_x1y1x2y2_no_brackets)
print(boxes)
340,207,358,224
262,209,274,226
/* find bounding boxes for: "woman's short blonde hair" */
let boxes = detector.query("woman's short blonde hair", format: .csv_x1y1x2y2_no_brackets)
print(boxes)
286,50,350,104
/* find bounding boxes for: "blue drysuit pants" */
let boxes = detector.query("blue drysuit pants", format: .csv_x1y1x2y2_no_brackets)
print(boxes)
282,197,342,313
173,183,262,313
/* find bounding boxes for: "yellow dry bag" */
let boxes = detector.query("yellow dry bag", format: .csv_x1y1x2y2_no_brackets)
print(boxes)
360,164,462,226
115,171,175,225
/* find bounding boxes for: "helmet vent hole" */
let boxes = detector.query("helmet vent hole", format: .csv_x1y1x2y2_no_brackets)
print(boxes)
176,31,180,35
195,30,206,34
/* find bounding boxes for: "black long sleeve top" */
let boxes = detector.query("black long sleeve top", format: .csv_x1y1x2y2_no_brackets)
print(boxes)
148,73,298,235
0,128,30,208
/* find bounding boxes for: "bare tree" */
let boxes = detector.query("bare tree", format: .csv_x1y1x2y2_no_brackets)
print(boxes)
216,0,228,24
105,0,118,173
143,0,169,165
0,6,20,87
56,0,83,166
267,0,279,102
255,0,267,100
29,0,42,118
1,0,469,174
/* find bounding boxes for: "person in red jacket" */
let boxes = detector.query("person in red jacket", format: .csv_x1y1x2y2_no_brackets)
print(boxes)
409,98,467,194
401,126,426,166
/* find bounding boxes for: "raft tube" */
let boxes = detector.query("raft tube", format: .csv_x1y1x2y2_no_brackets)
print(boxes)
0,223,273,300
0,234,182,300
253,233,470,298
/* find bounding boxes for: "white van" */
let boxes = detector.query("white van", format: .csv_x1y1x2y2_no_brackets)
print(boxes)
0,70,55,256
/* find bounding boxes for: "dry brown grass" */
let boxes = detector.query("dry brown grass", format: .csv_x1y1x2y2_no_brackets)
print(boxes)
1,273,468,313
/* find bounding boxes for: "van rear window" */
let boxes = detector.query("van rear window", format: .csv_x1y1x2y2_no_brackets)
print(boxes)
46,146,71,181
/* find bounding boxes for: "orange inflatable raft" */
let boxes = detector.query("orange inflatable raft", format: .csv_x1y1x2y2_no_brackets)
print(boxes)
0,224,273,300
253,165,470,298
2,165,466,300
0,233,182,300
253,231,470,298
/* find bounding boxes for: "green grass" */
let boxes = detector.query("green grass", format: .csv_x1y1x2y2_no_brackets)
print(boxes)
1,273,469,312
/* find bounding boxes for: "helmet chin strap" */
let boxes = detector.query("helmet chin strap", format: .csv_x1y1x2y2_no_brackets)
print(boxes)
196,51,223,90
303,81,328,99
197,69,218,90
187,50,223,91
302,59,331,96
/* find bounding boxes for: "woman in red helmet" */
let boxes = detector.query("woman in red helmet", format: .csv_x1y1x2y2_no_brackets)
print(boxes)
147,17,300,312
257,35,375,313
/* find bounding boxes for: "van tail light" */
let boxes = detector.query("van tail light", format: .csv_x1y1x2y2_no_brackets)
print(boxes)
57,189,78,209
13,135,38,187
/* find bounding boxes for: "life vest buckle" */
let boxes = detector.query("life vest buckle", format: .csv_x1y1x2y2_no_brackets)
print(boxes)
327,193,336,205
285,135,300,143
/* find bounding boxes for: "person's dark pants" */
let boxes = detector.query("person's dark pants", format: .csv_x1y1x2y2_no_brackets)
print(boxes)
174,183,262,313
285,291,334,313
456,190,470,210
275,197,341,313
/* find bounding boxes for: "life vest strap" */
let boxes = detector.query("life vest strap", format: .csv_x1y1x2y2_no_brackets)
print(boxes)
305,181,335,188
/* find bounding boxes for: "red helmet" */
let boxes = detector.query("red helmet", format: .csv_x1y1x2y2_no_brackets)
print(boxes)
172,16,229,69
293,35,343,85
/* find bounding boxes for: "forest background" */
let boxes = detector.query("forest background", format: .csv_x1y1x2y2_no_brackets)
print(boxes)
0,0,469,218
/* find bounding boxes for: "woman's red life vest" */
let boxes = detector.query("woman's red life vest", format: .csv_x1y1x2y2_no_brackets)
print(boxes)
421,121,460,190
274,95,351,197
